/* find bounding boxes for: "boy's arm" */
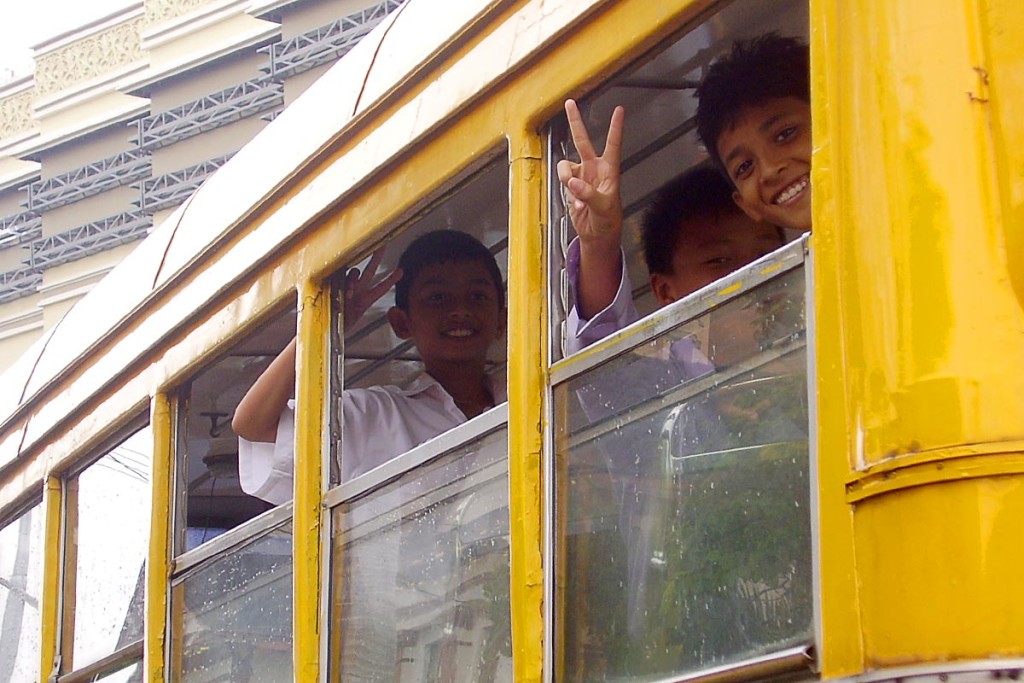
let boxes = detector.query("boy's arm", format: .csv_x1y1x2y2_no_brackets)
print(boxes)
232,249,400,443
556,99,625,319
232,337,296,443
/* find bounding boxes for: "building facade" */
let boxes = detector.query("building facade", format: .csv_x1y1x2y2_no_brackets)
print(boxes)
0,0,402,372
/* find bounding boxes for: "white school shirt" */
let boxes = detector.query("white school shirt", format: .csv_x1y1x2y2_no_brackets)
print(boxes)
238,371,507,505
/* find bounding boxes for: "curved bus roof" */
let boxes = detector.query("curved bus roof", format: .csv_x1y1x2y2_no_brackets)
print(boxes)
0,0,592,494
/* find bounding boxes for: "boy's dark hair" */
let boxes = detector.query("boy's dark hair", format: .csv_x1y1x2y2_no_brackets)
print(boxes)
641,165,743,275
394,229,505,310
695,33,810,170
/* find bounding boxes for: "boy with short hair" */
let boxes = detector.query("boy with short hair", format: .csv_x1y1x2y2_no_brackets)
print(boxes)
557,100,783,354
232,229,506,503
695,33,812,233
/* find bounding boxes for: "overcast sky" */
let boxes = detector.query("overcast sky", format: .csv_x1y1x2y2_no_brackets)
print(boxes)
0,0,136,82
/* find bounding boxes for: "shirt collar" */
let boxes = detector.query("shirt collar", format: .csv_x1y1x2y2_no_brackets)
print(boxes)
399,369,508,403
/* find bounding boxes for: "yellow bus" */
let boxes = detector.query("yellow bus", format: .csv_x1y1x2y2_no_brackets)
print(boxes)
1,0,1022,681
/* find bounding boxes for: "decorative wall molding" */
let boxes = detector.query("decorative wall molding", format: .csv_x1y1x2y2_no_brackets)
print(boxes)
0,88,36,140
145,0,220,26
34,16,146,98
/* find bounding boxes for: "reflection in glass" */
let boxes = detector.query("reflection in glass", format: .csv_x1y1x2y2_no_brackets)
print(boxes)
0,505,44,683
554,268,811,681
72,425,152,671
172,524,292,682
333,428,512,682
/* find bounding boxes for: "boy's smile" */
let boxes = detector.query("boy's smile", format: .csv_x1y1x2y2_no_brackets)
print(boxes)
388,260,505,367
716,96,812,231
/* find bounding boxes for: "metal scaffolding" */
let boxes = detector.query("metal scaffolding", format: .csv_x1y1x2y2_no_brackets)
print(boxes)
134,78,283,152
0,211,42,249
26,150,151,213
27,211,152,271
136,153,234,214
261,0,405,81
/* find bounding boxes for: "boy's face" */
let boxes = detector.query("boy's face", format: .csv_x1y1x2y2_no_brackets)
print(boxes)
715,96,812,232
388,259,505,366
650,210,782,306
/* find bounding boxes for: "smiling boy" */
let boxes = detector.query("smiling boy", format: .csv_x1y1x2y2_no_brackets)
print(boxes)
695,33,812,233
557,100,782,354
232,230,506,502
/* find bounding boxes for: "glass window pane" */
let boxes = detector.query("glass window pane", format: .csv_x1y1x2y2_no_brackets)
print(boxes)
71,425,152,670
335,155,509,486
332,428,512,682
0,504,44,683
554,267,811,681
172,524,292,682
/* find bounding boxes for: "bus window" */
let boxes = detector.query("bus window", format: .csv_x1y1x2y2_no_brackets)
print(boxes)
169,519,293,681
59,421,151,680
553,244,812,680
177,308,294,550
331,153,509,486
324,153,512,682
547,1,813,680
549,0,808,361
168,307,295,680
0,502,44,683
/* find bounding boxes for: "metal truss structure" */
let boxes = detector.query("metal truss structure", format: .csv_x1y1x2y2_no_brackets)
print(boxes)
136,153,234,214
0,211,42,249
261,0,405,81
134,78,283,152
27,211,152,272
0,3,392,306
26,150,151,213
0,268,43,305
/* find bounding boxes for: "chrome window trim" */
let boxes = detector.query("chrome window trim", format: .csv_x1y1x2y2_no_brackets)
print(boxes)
550,236,809,386
57,641,143,683
805,239,825,661
336,456,507,540
636,644,814,683
171,502,293,575
563,340,806,451
323,402,509,508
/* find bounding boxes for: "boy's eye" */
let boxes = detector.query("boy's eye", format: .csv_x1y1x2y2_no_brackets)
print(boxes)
703,256,732,266
776,125,799,143
732,159,753,180
471,290,493,302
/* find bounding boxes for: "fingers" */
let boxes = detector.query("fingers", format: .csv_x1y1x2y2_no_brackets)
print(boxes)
564,99,596,161
363,248,386,281
603,106,625,168
556,158,578,185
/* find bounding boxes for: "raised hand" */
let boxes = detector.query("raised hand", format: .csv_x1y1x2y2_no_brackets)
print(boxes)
344,248,403,332
556,99,625,247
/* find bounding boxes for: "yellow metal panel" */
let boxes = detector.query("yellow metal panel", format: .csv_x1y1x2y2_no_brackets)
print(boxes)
814,0,1024,672
294,279,328,681
145,394,172,683
856,477,1024,663
977,0,1024,310
507,131,545,683
817,0,1024,465
39,476,62,682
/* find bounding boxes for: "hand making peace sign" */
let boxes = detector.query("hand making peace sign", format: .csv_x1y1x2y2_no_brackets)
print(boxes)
555,99,625,248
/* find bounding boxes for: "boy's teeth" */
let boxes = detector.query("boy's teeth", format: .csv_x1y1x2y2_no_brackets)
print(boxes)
446,329,473,337
774,176,808,204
